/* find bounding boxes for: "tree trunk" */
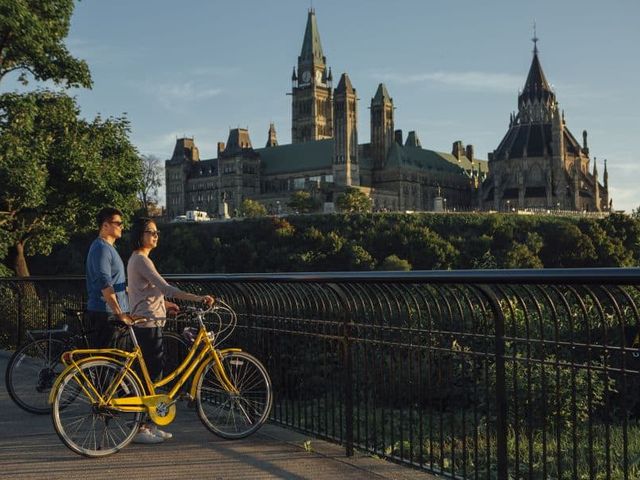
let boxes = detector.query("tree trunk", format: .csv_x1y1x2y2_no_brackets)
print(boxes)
13,241,30,277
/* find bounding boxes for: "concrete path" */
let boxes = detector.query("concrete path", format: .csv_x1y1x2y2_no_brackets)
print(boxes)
0,352,438,480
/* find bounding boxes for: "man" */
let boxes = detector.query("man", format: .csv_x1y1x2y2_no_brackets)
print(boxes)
85,207,132,347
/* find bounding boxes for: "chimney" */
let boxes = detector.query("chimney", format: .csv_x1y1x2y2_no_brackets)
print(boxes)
394,129,403,145
466,144,474,161
217,142,225,157
452,141,464,161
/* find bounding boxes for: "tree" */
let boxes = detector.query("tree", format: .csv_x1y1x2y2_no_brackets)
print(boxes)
379,254,412,271
0,91,142,276
0,0,91,88
138,154,163,215
287,190,320,214
238,198,267,218
335,187,372,213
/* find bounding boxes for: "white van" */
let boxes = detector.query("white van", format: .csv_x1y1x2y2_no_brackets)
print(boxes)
186,210,209,222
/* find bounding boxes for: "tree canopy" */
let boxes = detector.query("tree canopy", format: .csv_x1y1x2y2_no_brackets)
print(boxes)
335,187,372,213
27,212,640,276
0,91,141,275
287,190,320,214
238,198,267,218
0,0,91,88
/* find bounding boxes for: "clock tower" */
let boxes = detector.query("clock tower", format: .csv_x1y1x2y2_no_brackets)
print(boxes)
291,9,333,144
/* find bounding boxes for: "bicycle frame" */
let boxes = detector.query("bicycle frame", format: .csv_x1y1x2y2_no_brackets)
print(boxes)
49,318,241,426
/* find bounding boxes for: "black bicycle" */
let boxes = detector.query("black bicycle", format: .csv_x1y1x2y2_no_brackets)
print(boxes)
5,309,189,414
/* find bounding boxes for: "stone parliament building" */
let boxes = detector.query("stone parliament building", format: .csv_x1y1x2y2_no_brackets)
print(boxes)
165,10,609,219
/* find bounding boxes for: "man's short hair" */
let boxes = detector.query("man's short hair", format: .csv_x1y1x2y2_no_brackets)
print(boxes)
96,207,123,229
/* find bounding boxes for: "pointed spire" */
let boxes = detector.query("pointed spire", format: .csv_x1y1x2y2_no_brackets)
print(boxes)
266,122,278,147
327,67,333,82
372,83,391,105
520,30,553,103
593,157,598,177
604,159,609,188
300,9,325,65
335,73,354,94
291,67,297,81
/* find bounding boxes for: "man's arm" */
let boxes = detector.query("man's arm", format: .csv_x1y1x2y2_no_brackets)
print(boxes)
101,286,133,324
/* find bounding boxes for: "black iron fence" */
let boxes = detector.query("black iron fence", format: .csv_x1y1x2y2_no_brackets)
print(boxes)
1,269,640,480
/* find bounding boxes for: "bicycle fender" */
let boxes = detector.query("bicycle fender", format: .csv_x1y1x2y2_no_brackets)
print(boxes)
48,356,145,405
189,348,242,399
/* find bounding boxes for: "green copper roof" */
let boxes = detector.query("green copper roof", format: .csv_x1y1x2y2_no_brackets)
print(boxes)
384,142,488,174
300,10,324,64
256,139,333,175
254,138,487,177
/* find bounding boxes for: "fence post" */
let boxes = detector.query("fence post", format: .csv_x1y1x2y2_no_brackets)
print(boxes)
327,283,354,457
343,314,354,457
479,284,508,480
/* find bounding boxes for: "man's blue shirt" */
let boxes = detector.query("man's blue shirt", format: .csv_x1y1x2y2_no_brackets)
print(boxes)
86,237,129,313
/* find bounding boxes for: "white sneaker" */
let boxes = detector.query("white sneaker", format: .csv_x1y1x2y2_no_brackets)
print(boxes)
149,423,173,440
133,426,165,444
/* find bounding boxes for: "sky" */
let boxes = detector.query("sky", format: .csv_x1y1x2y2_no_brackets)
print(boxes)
5,0,640,210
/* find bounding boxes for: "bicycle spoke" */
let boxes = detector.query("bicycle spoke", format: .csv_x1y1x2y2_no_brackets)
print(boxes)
52,360,142,457
197,352,272,439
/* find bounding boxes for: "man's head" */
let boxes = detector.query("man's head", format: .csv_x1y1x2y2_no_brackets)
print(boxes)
96,207,124,241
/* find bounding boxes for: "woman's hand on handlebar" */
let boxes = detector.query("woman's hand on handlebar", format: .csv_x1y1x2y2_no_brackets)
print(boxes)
200,295,215,307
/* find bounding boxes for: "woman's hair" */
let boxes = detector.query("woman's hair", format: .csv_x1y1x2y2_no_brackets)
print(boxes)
130,217,155,251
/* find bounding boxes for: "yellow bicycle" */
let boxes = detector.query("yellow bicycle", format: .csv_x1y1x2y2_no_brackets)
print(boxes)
48,302,272,457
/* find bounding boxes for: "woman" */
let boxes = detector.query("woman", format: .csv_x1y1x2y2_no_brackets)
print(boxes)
127,217,214,444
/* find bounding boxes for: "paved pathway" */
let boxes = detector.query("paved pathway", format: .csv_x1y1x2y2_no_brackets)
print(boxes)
0,352,438,480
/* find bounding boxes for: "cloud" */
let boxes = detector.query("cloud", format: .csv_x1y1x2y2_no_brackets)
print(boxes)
143,81,222,110
373,70,522,92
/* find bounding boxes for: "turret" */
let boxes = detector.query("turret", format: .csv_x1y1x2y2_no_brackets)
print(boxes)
266,122,278,147
333,73,359,186
370,83,394,168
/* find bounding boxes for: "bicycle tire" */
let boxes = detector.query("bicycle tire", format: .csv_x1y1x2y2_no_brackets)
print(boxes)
5,337,69,414
196,351,272,439
51,359,143,457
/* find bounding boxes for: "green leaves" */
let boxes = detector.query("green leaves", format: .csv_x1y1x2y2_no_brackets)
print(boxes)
287,190,320,214
0,91,141,274
238,198,267,218
0,0,92,88
335,187,372,213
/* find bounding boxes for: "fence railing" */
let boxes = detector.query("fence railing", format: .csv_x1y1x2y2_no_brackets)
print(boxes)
1,269,639,480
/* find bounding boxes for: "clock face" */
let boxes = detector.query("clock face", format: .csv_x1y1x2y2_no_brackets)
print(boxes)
301,70,311,83
315,70,323,84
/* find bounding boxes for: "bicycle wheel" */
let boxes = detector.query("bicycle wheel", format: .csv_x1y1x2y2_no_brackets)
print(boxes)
51,359,143,457
163,331,189,376
196,351,272,439
5,338,68,414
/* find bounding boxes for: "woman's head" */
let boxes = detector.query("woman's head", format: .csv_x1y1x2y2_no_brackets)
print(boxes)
130,217,159,251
